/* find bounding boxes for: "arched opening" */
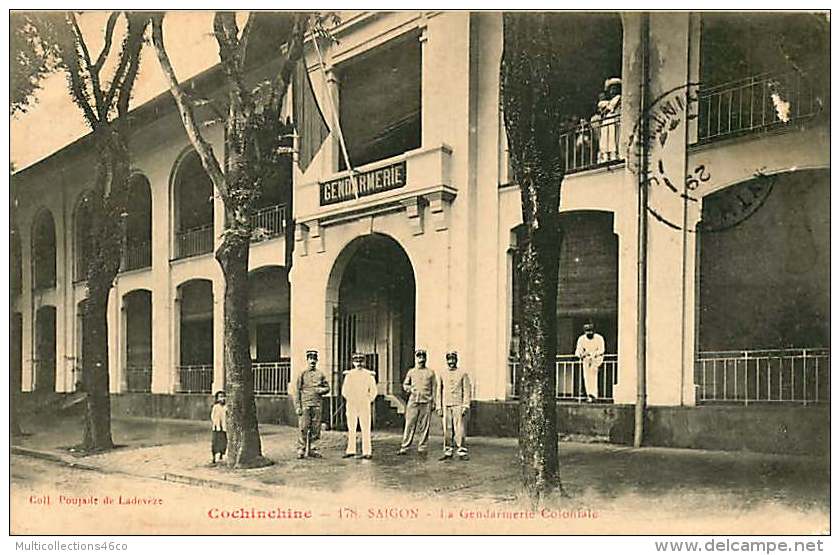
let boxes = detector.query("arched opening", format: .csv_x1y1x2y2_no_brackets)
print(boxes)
173,151,214,260
73,193,92,282
511,211,619,401
553,13,624,173
34,305,57,392
249,266,291,394
176,279,213,393
123,175,152,271
696,169,829,403
327,234,416,425
124,290,152,392
32,209,56,291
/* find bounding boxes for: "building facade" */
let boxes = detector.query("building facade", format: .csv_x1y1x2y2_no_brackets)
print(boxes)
10,12,829,450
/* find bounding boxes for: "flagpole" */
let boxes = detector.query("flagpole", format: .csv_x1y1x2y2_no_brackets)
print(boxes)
310,22,360,200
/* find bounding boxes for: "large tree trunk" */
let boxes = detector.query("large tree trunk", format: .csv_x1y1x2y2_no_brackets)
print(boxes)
216,223,265,468
501,12,566,500
81,280,115,450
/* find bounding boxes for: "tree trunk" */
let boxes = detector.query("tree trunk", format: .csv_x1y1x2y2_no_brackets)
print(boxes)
81,279,115,451
216,231,265,468
501,12,566,500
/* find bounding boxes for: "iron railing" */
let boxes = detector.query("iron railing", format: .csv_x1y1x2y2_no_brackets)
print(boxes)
125,365,152,393
176,364,213,394
509,353,618,402
121,241,152,272
250,204,286,243
559,115,622,174
696,70,823,143
695,348,829,405
253,359,292,395
174,224,214,260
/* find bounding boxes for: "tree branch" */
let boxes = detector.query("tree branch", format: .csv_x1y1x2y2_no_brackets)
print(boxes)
68,12,106,121
93,12,119,70
114,13,148,118
151,13,228,199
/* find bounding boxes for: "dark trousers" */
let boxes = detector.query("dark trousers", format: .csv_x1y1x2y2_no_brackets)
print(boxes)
297,405,322,454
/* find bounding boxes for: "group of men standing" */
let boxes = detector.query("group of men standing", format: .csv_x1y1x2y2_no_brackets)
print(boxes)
292,348,472,462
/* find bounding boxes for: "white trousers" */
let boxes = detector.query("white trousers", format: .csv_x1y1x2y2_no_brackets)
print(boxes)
346,404,372,456
582,357,601,398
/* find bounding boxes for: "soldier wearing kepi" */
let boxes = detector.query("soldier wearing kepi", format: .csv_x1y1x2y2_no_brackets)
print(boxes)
342,352,378,460
436,351,472,461
294,350,330,459
397,349,437,456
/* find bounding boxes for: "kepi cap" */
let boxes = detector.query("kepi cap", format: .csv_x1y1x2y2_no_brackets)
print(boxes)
305,349,318,359
351,352,365,361
415,349,427,357
445,350,458,359
604,77,622,89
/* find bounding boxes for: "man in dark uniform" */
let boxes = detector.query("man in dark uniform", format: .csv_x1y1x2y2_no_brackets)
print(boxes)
294,350,330,459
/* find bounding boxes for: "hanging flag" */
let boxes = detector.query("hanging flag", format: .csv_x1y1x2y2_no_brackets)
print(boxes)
293,60,330,173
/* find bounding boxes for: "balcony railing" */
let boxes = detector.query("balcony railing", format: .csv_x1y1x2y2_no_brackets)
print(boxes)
559,115,622,174
174,224,214,260
253,359,292,395
695,348,829,405
696,70,824,143
250,204,287,243
126,365,152,393
509,353,618,402
121,241,151,272
176,364,213,394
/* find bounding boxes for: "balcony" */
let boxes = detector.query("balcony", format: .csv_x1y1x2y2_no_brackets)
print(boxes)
174,224,214,260
695,71,824,144
509,353,618,403
125,365,152,393
176,364,213,394
250,204,287,243
121,241,151,272
253,359,292,395
559,115,623,175
695,348,829,405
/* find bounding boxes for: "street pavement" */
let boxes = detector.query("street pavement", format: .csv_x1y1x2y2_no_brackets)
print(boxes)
10,410,830,535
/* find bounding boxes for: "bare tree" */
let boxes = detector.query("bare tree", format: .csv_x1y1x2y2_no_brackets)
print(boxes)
151,12,310,467
500,12,567,500
24,12,149,451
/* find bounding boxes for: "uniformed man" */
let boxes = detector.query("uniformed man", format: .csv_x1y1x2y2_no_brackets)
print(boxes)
341,352,378,460
436,351,471,461
575,322,605,402
398,349,437,456
294,350,330,458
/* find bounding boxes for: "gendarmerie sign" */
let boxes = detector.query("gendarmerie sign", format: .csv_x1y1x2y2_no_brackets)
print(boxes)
319,161,406,206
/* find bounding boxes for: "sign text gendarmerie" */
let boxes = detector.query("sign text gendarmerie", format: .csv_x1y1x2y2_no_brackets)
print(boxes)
319,161,406,206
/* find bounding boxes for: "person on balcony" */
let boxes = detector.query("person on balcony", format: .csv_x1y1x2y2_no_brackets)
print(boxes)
599,77,622,163
575,322,605,403
342,352,378,460
398,349,437,456
294,350,330,459
436,351,472,461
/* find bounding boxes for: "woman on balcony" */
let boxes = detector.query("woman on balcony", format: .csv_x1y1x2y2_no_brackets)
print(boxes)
598,77,622,163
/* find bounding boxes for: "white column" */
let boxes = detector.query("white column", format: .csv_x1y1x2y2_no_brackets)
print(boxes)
212,277,225,393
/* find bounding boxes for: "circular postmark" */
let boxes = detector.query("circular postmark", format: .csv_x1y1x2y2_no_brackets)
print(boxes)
626,82,774,233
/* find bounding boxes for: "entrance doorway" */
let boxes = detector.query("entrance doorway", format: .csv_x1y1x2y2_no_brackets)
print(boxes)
35,305,56,392
327,234,415,427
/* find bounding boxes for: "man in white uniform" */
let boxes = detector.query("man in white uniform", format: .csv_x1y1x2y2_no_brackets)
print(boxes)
341,352,378,459
575,322,605,403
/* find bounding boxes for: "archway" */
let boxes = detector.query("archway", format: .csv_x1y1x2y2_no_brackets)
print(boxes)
34,305,56,392
123,290,152,392
327,234,416,420
172,150,214,259
32,209,56,291
696,169,829,403
176,279,214,393
248,266,291,394
123,175,152,271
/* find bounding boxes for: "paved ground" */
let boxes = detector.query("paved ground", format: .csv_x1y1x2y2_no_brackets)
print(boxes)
10,410,830,535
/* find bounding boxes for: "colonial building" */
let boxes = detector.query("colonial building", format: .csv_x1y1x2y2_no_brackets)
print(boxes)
10,12,829,453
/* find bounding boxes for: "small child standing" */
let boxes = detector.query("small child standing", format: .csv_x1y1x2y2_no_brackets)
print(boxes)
210,391,227,464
